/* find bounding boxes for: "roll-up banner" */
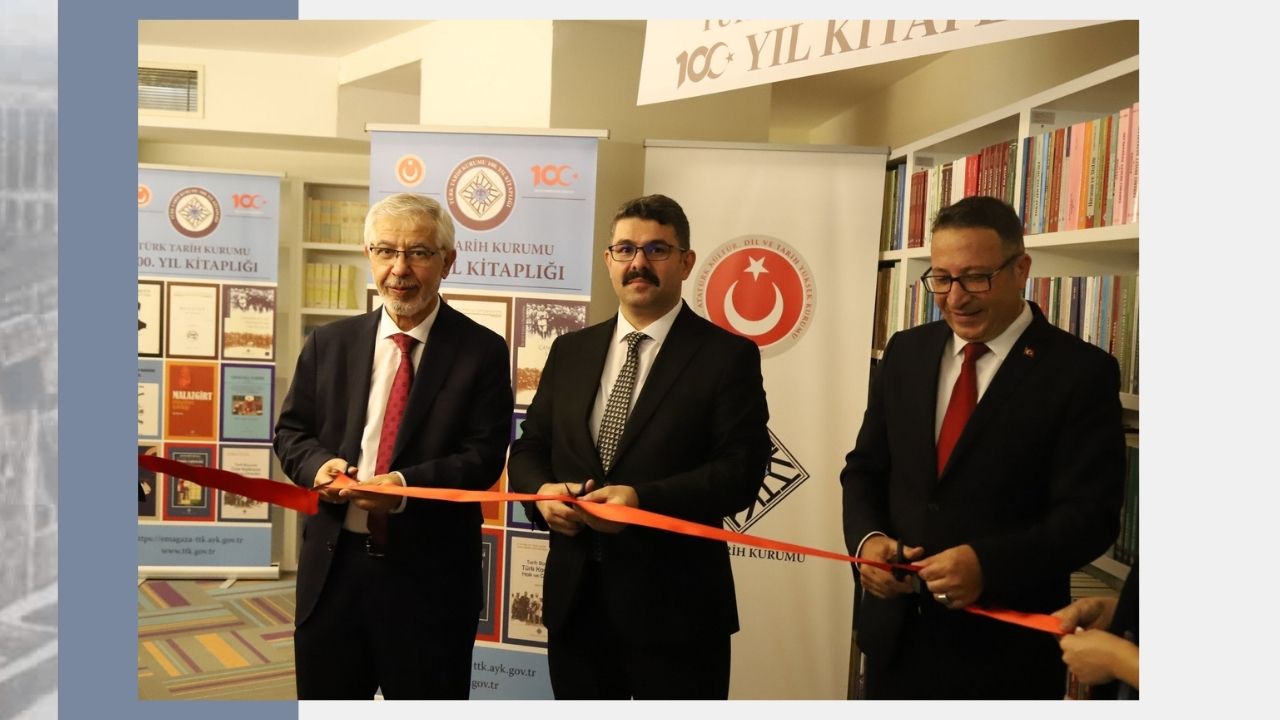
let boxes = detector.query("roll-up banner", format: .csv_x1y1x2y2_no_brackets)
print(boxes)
368,126,605,699
646,140,887,698
137,166,282,578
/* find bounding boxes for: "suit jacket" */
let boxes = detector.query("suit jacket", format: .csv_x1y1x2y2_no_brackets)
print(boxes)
840,302,1124,697
507,303,770,645
274,301,513,626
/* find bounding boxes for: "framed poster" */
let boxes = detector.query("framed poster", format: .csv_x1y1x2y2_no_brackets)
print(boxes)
442,293,512,349
220,363,274,442
162,443,216,522
502,530,550,648
164,361,218,441
512,298,587,407
221,284,276,360
166,281,220,359
218,445,272,522
137,280,164,357
137,359,164,440
477,527,504,643
138,444,161,519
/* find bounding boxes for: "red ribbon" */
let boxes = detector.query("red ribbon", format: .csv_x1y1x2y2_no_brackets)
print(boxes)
139,454,1067,636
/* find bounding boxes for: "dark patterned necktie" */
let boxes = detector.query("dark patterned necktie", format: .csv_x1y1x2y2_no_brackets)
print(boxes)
937,342,988,476
369,332,416,548
596,331,648,474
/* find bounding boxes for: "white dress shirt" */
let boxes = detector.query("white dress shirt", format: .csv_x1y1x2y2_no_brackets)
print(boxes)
588,302,682,446
343,298,440,533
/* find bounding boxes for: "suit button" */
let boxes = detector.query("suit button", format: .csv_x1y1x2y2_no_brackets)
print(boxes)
927,502,940,512
326,541,334,552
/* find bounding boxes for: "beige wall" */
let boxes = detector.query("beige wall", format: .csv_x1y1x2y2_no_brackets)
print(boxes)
808,21,1139,148
548,20,773,323
139,45,339,137
336,84,418,140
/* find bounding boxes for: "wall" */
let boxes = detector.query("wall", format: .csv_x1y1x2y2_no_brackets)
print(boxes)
807,21,1139,148
138,45,339,137
548,20,773,323
336,83,418,140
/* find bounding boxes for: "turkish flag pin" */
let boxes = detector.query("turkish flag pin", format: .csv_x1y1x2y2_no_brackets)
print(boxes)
1023,346,1036,359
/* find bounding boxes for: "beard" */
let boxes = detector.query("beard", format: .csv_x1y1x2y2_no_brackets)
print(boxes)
379,279,432,319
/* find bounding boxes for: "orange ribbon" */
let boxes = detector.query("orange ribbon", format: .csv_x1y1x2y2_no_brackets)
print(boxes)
139,454,1067,637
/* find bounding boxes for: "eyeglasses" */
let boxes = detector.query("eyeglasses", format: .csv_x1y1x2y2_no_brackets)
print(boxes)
920,253,1022,294
368,245,440,266
607,242,685,262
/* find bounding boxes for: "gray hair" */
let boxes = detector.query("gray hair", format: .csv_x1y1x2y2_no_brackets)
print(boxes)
364,192,456,252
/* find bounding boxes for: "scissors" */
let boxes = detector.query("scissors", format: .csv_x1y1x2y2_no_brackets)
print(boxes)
892,539,922,593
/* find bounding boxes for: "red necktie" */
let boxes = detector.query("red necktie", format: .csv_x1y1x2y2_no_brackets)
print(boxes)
369,332,416,547
937,342,989,476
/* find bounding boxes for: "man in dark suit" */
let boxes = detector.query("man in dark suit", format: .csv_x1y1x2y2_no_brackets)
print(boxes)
507,194,769,699
274,193,512,699
840,195,1124,699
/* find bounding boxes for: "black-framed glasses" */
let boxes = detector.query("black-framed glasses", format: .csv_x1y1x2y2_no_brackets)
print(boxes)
368,245,440,266
920,253,1022,294
607,242,684,262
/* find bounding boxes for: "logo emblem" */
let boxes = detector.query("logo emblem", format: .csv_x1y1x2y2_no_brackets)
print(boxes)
395,154,426,188
232,193,265,210
138,184,152,207
695,235,816,357
446,156,516,232
724,427,809,533
167,187,221,238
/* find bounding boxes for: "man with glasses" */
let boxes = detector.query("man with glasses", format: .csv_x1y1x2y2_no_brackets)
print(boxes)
840,195,1124,699
508,194,769,699
275,193,513,699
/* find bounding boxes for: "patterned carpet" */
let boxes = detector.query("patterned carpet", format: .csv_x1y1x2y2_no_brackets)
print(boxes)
137,574,298,700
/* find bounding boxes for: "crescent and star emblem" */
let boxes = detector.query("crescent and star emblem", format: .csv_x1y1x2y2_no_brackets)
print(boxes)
722,256,784,336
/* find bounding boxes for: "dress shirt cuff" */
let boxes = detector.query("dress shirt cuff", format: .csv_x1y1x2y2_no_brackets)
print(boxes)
856,531,886,560
390,471,408,514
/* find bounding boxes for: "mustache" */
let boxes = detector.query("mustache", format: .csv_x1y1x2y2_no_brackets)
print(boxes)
623,268,660,286
382,278,419,290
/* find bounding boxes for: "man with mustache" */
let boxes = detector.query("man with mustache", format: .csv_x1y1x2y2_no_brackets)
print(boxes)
840,195,1125,698
275,193,513,699
508,194,770,699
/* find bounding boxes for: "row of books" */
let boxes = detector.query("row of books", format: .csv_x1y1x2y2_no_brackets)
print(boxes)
304,262,363,310
1024,274,1139,395
1021,102,1140,235
306,198,369,245
880,138,1019,252
1112,439,1139,566
869,270,1139,397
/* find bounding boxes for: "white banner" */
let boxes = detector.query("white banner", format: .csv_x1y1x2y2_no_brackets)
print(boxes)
638,19,1107,105
647,140,886,699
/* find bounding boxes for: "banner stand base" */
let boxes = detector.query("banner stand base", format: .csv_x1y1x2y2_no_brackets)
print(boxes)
138,563,281,582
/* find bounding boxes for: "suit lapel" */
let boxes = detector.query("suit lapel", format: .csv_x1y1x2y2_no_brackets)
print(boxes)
391,301,459,464
569,320,615,479
610,305,706,471
942,305,1051,477
341,311,380,460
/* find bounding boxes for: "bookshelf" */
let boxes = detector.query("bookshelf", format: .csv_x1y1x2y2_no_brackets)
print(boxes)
870,56,1140,582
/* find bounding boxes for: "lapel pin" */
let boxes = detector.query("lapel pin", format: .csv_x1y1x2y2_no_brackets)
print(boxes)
1023,346,1036,359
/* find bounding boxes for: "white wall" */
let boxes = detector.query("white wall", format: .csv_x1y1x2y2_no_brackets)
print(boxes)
139,45,339,137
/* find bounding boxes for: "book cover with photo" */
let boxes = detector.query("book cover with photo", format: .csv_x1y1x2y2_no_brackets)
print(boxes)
137,279,164,357
442,292,512,349
218,445,272,522
137,359,164,440
221,284,276,360
162,443,216,522
477,527,504,643
138,444,160,519
220,363,273,442
502,530,550,647
512,298,587,407
164,361,218,441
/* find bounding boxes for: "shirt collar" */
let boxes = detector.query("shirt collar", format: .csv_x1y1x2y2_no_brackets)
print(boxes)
948,300,1033,361
614,301,682,346
378,295,441,344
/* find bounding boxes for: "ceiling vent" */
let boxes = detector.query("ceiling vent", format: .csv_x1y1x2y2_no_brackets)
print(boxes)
138,64,203,116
